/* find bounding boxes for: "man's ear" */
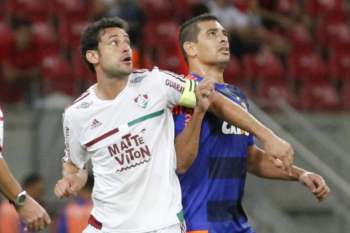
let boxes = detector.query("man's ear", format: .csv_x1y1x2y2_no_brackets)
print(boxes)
183,41,197,58
86,50,99,66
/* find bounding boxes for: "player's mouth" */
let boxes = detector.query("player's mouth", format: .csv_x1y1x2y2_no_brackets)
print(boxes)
121,56,132,65
218,47,230,55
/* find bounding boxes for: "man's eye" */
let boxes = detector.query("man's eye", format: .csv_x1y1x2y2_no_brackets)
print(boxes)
209,31,216,36
111,41,118,45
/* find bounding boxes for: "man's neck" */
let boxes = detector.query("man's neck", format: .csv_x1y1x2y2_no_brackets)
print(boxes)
95,73,129,100
189,62,225,83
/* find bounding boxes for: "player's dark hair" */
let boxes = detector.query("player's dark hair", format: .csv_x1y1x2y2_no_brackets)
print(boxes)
179,13,220,62
80,17,129,72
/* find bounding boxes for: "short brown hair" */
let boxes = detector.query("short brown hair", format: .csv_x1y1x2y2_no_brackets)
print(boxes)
179,14,220,62
80,17,129,72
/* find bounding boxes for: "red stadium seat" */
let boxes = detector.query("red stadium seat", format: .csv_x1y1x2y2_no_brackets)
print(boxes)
157,48,187,74
288,23,313,53
6,0,50,22
243,49,286,86
300,81,340,111
172,0,203,19
0,1,6,20
329,50,350,81
139,0,175,20
305,0,347,20
288,51,327,83
143,20,179,50
0,22,13,59
242,54,258,81
59,19,89,50
50,0,90,22
41,54,74,96
32,22,60,57
317,21,350,51
72,49,96,86
224,57,243,86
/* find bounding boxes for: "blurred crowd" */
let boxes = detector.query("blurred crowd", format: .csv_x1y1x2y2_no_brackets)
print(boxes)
1,0,350,111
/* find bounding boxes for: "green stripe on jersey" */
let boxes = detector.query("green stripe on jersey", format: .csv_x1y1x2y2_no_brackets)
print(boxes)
128,109,165,127
177,210,185,223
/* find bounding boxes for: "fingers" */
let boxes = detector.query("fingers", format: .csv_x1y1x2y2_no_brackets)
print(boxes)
197,80,214,97
44,210,52,225
18,196,51,232
316,186,330,201
310,176,330,202
54,179,72,198
195,79,215,111
300,173,331,202
300,173,317,192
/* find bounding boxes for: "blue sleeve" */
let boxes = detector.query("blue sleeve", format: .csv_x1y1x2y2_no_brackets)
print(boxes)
57,211,68,233
248,135,255,146
173,111,187,137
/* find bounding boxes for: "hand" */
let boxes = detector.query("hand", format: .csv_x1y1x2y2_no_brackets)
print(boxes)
17,195,51,232
263,133,294,174
299,172,330,202
195,79,215,112
54,174,84,199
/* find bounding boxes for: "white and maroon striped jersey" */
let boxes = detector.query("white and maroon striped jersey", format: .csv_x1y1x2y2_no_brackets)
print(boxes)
0,108,3,158
62,67,197,233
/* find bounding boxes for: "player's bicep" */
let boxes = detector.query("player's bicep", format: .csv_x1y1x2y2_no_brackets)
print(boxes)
62,114,88,169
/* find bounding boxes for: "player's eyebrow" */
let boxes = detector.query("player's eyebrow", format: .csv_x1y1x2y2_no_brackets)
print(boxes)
206,28,228,36
106,34,130,43
108,34,126,39
206,28,219,33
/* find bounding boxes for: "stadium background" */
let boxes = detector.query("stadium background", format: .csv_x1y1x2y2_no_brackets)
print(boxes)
0,0,350,232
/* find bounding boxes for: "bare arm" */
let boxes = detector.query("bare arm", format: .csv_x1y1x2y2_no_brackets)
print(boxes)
175,79,214,173
247,145,330,201
0,159,51,231
54,161,88,198
210,92,294,172
247,145,302,180
175,108,206,174
0,159,23,201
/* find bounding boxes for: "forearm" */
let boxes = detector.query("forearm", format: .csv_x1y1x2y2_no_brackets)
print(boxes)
247,146,304,180
175,108,205,174
210,92,274,143
0,159,23,200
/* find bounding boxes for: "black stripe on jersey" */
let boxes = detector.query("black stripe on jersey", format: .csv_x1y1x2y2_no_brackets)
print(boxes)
160,70,186,83
207,200,246,222
193,80,198,91
189,79,193,92
208,157,247,179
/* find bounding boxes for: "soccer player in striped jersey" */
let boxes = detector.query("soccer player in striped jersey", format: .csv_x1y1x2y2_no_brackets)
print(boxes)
174,14,330,233
54,16,296,233
0,107,51,231
54,17,215,233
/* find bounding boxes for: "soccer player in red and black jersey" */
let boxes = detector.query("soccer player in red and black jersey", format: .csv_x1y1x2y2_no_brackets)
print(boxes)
174,14,330,233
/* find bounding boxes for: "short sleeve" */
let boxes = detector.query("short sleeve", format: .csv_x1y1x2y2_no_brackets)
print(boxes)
173,106,195,137
62,112,88,169
156,70,198,108
0,109,4,158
